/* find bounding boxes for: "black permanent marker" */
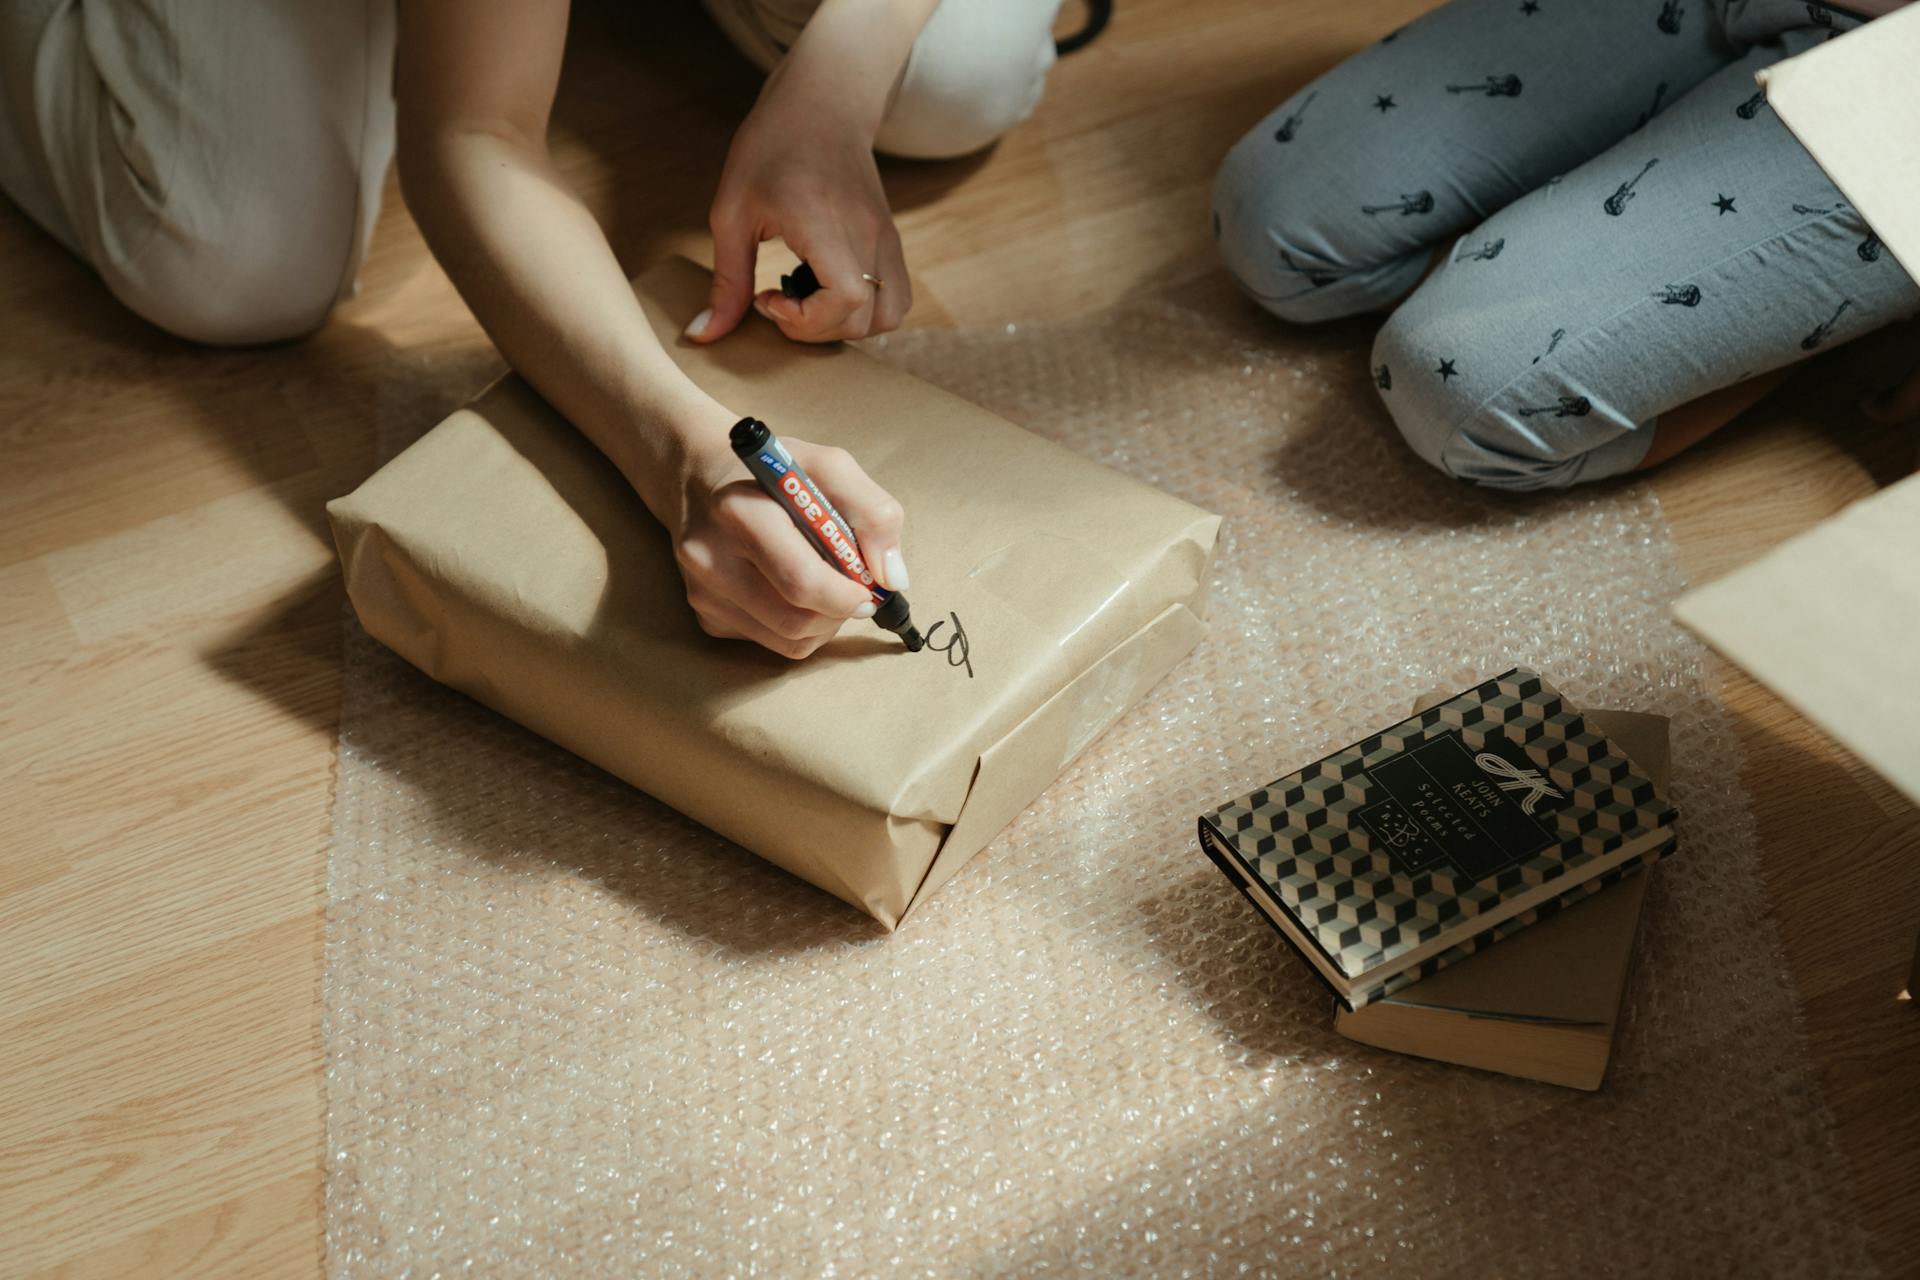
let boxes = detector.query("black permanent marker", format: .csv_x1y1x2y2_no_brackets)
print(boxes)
779,261,822,300
729,417,924,651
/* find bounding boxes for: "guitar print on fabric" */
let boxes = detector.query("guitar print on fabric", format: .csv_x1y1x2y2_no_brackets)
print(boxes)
1447,74,1523,98
1801,300,1851,350
1604,159,1659,216
1634,82,1669,132
1274,91,1317,143
1518,395,1593,419
1363,191,1436,217
1278,248,1339,287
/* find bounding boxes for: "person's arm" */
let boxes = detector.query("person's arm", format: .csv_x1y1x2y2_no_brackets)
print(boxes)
395,0,907,659
690,0,939,346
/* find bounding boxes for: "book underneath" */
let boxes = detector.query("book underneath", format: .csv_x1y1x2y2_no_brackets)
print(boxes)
1198,670,1678,1011
1332,706,1671,1091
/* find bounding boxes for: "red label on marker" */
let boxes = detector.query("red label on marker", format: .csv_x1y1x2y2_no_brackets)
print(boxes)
778,471,877,590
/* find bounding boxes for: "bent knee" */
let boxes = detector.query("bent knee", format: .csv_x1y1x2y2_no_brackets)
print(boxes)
1371,309,1652,491
107,267,344,347
85,121,381,346
1212,125,1427,326
103,214,360,346
43,1,392,346
874,3,1057,159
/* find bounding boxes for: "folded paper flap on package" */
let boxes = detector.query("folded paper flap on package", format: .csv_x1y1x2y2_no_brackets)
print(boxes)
327,257,1221,926
918,600,1210,912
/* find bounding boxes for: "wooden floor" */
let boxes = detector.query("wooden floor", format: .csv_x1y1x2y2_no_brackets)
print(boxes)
3,1,1915,1275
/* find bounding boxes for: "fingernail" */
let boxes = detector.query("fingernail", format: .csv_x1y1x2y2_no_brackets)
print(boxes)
685,307,712,338
852,601,877,619
884,548,910,592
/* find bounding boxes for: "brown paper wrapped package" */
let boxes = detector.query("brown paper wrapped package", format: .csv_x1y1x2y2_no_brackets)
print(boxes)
326,258,1221,927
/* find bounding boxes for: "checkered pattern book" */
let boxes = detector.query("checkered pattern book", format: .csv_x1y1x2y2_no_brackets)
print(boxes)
1199,669,1678,1009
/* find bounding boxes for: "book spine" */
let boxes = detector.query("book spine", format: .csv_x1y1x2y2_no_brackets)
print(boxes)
1197,817,1347,1010
1349,835,1676,1009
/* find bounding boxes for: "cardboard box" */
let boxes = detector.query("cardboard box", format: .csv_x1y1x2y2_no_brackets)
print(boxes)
327,258,1221,927
1674,473,1920,807
1759,4,1920,285
1680,10,1920,993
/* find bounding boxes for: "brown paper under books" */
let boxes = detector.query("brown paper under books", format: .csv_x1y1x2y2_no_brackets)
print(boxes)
1334,702,1671,1090
327,257,1221,928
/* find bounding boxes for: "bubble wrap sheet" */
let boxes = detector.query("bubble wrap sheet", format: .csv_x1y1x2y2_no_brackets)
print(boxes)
325,282,1872,1278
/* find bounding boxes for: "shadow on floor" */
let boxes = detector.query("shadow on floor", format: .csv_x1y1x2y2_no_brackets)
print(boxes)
204,582,888,958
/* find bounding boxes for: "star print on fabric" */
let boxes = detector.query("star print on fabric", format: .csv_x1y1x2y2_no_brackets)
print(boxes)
1713,194,1737,215
1520,0,1540,13
1374,95,1397,112
1436,359,1459,381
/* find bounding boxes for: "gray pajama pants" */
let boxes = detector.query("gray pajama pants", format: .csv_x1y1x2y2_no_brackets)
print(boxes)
1213,0,1920,489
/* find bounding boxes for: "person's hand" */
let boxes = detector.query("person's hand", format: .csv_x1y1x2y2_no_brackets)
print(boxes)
691,85,911,345
668,434,908,659
685,0,927,346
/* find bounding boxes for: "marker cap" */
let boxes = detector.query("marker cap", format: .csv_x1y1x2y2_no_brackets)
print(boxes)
730,417,771,456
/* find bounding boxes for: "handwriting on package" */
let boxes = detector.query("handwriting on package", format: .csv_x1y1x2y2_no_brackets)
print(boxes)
327,257,1220,927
